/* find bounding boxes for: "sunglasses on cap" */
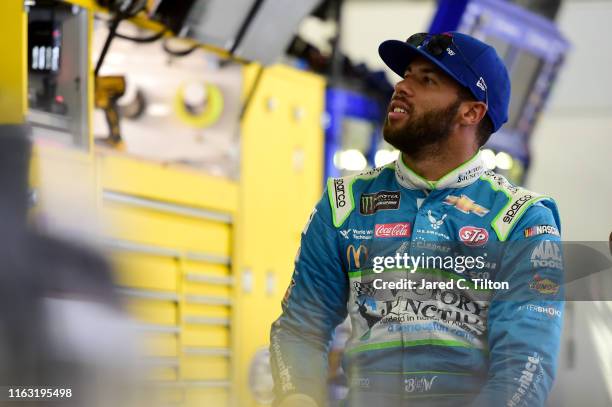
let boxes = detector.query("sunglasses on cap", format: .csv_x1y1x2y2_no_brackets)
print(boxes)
406,32,489,107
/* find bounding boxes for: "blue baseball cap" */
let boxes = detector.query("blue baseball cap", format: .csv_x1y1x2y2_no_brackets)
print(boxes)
378,32,510,133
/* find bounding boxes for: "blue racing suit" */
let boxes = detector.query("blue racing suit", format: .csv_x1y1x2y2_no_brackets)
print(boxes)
270,151,564,407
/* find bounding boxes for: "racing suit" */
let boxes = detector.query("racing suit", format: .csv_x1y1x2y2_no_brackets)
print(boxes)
270,151,564,407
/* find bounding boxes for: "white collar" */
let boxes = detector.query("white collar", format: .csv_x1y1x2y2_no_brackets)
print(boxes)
394,151,485,190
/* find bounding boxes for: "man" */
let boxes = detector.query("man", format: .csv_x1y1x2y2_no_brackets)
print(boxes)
270,32,563,407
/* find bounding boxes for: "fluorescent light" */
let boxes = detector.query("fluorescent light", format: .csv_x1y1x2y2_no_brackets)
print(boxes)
481,149,496,170
374,149,399,167
339,149,367,171
495,151,513,170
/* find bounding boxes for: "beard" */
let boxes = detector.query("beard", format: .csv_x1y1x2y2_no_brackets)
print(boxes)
383,98,461,158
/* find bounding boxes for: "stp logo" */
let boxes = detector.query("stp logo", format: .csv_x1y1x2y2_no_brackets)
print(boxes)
375,222,411,238
459,226,489,246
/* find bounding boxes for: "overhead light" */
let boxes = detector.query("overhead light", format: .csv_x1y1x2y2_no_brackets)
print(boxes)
336,149,367,171
374,149,399,167
481,149,496,170
495,151,514,170
333,151,341,168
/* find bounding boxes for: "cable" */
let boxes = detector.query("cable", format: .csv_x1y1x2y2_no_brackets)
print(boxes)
162,39,199,57
94,0,149,75
114,28,167,43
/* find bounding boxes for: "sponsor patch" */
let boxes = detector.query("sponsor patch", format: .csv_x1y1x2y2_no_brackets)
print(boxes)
375,222,411,238
427,210,447,230
443,194,490,217
530,241,563,269
347,244,369,270
524,224,560,238
457,165,484,184
482,170,519,194
502,193,534,224
333,178,347,208
404,376,437,393
458,226,489,246
360,190,401,215
519,304,562,319
507,353,542,407
529,274,560,295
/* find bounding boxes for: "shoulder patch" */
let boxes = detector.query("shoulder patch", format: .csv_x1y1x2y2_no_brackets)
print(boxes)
327,163,394,228
480,171,551,241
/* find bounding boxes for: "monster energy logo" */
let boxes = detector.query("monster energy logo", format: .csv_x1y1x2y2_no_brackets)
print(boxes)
359,191,400,215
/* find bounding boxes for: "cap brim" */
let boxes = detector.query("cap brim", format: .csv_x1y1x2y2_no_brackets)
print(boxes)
378,40,466,88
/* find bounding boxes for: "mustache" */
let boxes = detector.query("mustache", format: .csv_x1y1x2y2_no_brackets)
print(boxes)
388,95,415,114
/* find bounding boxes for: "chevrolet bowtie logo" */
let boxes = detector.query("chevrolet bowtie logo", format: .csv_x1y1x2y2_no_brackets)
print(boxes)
443,194,490,217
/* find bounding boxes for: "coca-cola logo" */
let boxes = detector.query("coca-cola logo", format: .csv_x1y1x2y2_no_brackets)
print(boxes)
458,226,489,246
375,222,411,238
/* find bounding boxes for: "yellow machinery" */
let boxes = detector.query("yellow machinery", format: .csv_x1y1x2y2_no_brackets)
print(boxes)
2,1,324,406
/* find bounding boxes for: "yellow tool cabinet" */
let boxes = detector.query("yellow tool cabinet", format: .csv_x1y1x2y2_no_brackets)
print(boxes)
3,1,325,406
98,151,238,405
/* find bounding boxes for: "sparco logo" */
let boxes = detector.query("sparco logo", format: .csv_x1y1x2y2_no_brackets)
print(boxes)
503,195,533,223
375,223,411,238
507,353,541,407
334,178,346,208
459,226,489,246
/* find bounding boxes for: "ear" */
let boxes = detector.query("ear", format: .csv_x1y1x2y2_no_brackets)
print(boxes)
458,101,487,127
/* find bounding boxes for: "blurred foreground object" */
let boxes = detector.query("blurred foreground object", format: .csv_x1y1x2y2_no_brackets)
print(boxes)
0,125,142,406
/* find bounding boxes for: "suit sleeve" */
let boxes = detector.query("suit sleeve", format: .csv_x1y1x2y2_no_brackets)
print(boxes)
472,201,564,407
270,189,349,406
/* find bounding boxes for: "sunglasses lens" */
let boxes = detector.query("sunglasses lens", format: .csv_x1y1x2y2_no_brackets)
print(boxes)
427,35,452,56
406,33,428,47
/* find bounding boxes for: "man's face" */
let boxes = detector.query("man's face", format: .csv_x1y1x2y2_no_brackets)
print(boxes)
383,57,463,155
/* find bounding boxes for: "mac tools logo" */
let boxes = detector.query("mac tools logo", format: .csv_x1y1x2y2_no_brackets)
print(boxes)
459,226,489,247
374,223,411,238
530,241,563,269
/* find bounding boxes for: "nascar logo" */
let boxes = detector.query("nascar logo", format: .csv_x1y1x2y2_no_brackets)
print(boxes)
524,224,560,238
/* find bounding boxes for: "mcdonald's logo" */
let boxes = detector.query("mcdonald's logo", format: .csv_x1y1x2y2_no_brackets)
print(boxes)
347,244,368,270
